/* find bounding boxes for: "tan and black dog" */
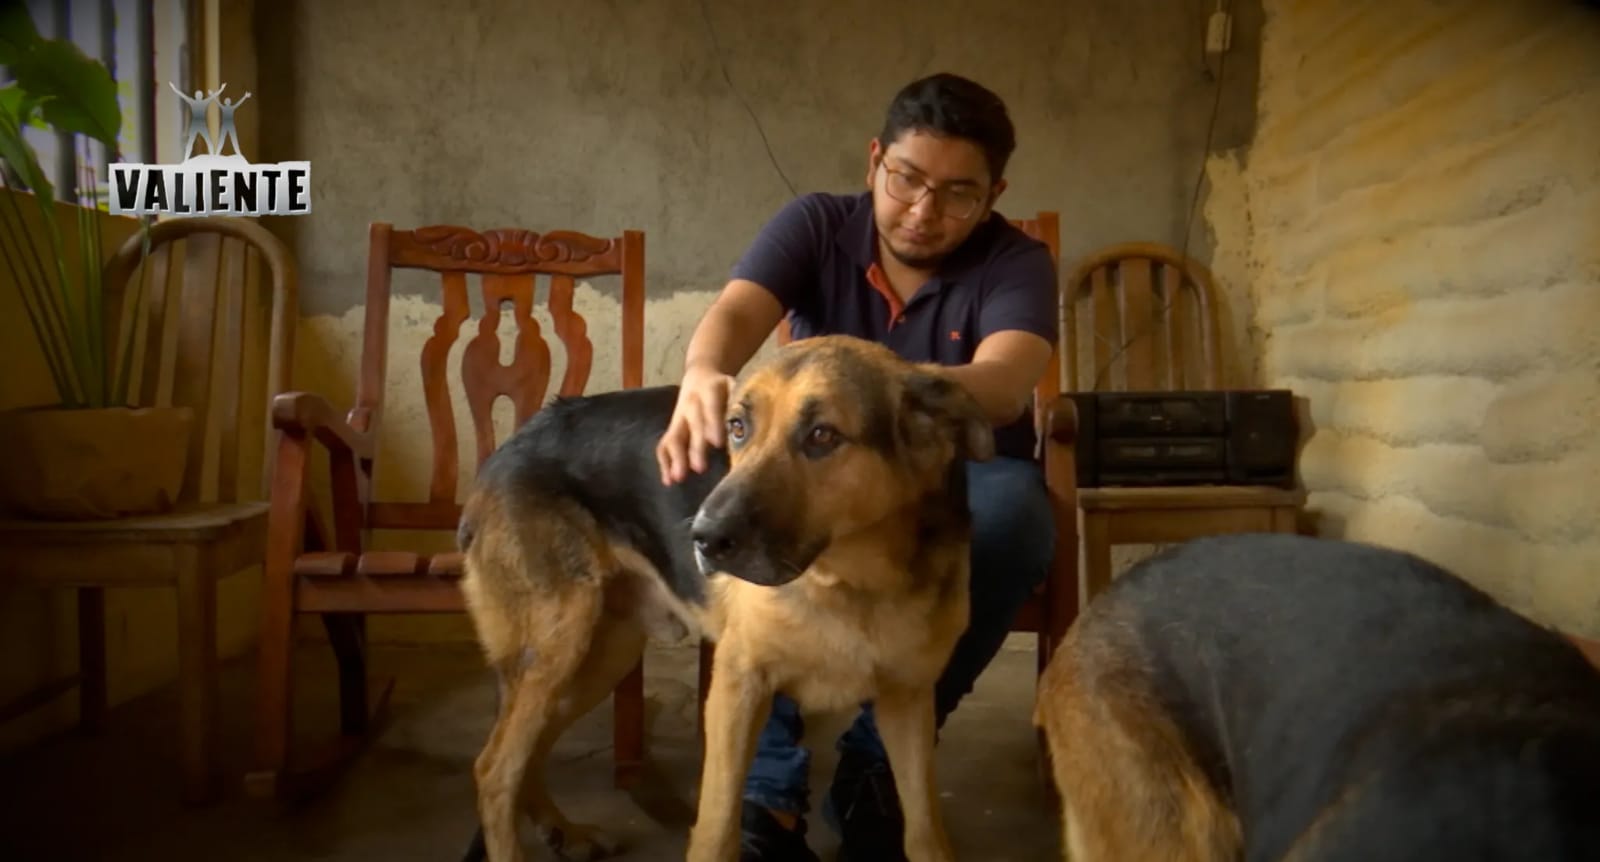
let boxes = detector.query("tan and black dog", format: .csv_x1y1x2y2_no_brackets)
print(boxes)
1035,531,1600,862
457,334,992,862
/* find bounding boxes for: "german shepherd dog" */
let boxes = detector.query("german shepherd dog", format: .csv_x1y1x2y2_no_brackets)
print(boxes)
1035,531,1600,862
458,334,993,862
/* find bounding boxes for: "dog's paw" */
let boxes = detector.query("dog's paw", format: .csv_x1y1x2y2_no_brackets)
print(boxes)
537,822,622,861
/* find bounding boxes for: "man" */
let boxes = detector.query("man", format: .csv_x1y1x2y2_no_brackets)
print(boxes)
655,72,1058,861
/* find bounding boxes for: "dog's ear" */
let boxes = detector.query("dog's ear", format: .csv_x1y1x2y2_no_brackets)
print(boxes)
899,368,996,465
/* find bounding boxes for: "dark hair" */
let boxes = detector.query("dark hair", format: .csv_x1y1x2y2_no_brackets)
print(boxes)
876,73,1017,183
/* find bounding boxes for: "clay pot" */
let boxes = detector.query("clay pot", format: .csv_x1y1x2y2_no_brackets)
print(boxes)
0,405,194,520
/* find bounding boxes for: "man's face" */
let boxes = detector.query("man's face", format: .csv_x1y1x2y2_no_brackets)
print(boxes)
866,130,1007,270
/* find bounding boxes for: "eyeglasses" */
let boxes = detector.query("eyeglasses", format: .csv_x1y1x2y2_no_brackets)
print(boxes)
879,163,988,220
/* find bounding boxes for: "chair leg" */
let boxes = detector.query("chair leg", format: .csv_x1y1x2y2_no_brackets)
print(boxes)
1081,511,1114,602
77,586,107,734
613,657,645,788
176,556,220,805
322,613,370,734
1272,505,1298,534
249,547,304,800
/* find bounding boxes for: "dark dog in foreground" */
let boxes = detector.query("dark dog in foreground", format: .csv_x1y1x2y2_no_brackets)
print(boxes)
1035,532,1600,862
458,335,991,862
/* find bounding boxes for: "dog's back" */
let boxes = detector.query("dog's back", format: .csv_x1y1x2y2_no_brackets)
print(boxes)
1041,532,1600,862
463,384,727,606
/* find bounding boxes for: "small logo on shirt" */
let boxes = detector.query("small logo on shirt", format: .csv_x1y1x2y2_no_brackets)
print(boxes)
949,330,962,341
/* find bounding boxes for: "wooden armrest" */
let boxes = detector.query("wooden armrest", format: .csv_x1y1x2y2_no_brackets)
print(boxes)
1042,395,1078,444
272,392,375,459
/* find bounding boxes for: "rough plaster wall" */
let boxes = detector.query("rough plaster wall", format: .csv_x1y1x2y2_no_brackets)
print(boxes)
252,0,1262,641
1224,1,1600,636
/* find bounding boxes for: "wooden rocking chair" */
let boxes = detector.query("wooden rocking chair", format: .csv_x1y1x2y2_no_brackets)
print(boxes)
247,222,649,799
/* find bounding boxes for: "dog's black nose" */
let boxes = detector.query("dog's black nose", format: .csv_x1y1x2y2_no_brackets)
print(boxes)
691,516,741,564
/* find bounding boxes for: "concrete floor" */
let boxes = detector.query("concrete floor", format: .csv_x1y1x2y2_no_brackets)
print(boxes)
0,636,1061,861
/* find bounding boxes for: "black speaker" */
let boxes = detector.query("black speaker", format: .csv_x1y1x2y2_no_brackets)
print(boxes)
1067,389,1298,489
1225,390,1298,487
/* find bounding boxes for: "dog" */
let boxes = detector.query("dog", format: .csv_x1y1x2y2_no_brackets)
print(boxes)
457,334,993,862
1034,531,1600,862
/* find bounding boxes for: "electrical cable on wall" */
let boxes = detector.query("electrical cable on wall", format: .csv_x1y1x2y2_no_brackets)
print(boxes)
699,0,799,200
1091,0,1235,391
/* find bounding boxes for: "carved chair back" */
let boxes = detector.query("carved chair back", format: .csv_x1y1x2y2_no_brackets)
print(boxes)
356,224,646,533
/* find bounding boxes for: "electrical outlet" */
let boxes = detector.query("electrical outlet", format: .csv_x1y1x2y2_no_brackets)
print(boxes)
1206,10,1232,53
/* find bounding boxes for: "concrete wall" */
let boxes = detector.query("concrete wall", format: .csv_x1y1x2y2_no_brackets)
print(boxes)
1216,1,1600,636
250,0,1264,642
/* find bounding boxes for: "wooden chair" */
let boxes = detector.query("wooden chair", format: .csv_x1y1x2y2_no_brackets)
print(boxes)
695,211,1081,732
0,216,298,804
1008,212,1080,678
246,222,648,800
1056,241,1303,604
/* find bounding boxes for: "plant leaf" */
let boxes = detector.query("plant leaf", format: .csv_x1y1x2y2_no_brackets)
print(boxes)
0,82,43,128
0,89,54,207
8,37,122,149
0,2,42,67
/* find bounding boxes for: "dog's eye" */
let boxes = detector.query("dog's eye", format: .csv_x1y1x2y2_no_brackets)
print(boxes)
803,424,841,456
727,416,747,443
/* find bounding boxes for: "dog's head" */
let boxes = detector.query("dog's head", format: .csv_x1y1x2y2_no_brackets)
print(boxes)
690,335,994,587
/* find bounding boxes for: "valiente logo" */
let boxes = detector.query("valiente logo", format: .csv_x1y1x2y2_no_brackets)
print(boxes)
109,82,310,218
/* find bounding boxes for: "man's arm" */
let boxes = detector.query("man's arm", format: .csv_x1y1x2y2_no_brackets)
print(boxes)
688,191,830,378
940,330,1054,427
657,195,827,484
680,279,786,379
943,238,1061,427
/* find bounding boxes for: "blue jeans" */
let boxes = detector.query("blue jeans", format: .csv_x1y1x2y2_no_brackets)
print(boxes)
740,456,1057,815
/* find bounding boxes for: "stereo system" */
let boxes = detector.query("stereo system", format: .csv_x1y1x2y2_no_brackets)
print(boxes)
1065,389,1300,489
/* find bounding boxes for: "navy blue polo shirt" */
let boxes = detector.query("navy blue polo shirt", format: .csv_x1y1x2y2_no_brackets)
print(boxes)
730,191,1059,461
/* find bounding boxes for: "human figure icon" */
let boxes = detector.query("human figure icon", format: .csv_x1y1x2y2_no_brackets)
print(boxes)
169,81,226,159
216,91,251,157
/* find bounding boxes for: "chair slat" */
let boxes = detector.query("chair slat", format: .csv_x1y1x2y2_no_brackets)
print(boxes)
1119,258,1157,391
173,234,223,502
215,237,247,503
422,271,471,505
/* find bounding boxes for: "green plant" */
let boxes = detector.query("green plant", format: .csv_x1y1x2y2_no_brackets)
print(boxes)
0,3,147,409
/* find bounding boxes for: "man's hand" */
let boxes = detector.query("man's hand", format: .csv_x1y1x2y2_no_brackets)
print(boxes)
654,279,786,484
656,362,736,485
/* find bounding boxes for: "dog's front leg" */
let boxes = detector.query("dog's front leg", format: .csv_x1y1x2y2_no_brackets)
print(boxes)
686,650,773,862
877,687,955,862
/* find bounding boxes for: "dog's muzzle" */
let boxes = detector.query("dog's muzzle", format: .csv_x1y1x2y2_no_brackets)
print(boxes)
690,491,804,587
